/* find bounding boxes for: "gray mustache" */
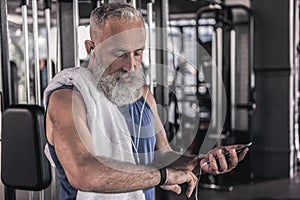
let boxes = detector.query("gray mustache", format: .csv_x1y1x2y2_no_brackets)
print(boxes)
118,69,144,80
120,72,132,79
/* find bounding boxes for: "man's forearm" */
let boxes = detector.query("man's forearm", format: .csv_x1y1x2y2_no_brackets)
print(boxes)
72,154,197,195
152,149,205,171
72,155,161,193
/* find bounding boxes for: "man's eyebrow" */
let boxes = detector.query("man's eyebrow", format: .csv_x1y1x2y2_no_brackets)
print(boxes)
111,48,128,53
110,46,145,54
136,46,145,51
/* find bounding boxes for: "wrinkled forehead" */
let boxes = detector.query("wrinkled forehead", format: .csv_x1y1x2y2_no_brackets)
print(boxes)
92,18,146,52
94,27,146,54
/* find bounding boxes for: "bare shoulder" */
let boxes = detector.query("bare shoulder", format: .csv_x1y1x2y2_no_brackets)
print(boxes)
48,89,85,111
47,89,84,116
46,89,87,133
48,89,82,106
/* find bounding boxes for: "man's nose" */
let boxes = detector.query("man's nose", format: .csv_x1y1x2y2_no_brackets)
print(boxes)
122,52,136,72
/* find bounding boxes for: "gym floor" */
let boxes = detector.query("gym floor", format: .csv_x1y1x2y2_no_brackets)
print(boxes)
160,167,300,200
197,173,300,200
0,168,300,200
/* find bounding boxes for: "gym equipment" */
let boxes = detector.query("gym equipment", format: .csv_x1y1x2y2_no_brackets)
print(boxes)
1,1,52,200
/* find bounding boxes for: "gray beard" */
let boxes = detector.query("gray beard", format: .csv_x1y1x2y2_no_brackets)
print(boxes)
94,64,145,107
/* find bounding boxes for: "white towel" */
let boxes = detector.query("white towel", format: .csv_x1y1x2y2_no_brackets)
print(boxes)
44,67,145,200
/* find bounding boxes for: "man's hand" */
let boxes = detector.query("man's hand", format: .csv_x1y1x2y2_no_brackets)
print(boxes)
199,145,249,175
160,168,198,198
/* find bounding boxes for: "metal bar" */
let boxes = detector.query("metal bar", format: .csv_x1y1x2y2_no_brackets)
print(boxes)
195,4,222,23
58,0,75,69
147,1,153,91
161,0,169,109
293,0,300,174
228,5,255,111
131,0,137,8
32,1,42,196
40,190,45,200
73,0,80,67
216,27,223,134
29,191,34,200
154,0,169,126
44,0,59,199
169,13,196,20
56,2,61,73
228,5,256,140
230,29,236,131
249,11,255,108
211,30,217,129
0,0,12,109
51,167,57,200
22,2,31,103
32,0,41,106
45,0,57,198
45,8,53,83
33,1,44,197
195,3,222,131
288,0,297,177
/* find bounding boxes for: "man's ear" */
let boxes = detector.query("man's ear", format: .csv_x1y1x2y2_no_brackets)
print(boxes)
84,40,95,54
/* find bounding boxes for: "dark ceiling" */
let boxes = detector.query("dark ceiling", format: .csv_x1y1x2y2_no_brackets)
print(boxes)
153,0,209,14
6,0,214,25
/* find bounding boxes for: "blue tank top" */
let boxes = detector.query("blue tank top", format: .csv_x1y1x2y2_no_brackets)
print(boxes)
118,96,156,200
47,88,156,200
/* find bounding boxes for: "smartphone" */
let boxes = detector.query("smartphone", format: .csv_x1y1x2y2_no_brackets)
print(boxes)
235,142,252,153
223,142,252,158
206,142,252,164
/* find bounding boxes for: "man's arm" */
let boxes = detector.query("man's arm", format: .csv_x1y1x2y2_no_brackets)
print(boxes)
143,86,200,169
46,89,197,197
143,86,248,174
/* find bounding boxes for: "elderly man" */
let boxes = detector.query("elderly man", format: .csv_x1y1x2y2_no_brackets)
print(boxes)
44,2,248,200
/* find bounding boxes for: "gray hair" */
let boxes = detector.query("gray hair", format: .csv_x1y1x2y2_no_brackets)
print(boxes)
90,3,144,31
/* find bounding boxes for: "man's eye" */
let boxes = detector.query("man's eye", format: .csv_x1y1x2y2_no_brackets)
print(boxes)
111,50,128,58
113,52,126,58
134,50,143,56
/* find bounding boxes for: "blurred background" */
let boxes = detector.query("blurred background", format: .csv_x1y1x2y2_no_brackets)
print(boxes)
0,0,299,199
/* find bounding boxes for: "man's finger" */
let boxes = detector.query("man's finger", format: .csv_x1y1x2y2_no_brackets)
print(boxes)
160,184,182,195
208,154,219,174
185,172,198,198
238,148,249,161
216,149,228,172
228,148,238,170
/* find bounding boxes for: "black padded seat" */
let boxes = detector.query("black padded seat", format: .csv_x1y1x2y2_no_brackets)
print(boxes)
1,105,51,190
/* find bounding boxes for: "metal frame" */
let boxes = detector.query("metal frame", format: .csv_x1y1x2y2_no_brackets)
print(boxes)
195,3,255,135
45,0,53,83
21,0,31,103
154,0,169,129
0,0,11,109
193,2,255,191
32,0,41,106
58,0,76,69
